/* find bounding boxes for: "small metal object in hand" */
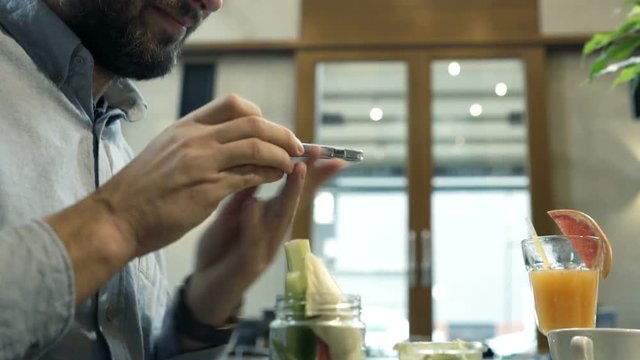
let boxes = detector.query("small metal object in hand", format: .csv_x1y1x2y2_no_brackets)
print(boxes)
301,143,364,162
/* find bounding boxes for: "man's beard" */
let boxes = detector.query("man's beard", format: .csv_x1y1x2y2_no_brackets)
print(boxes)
65,0,202,80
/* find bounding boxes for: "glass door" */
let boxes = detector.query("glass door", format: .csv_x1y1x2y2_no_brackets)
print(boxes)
311,60,410,357
294,47,551,356
429,58,536,346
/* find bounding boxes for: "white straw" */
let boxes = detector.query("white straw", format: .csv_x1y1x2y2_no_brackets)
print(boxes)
526,217,549,269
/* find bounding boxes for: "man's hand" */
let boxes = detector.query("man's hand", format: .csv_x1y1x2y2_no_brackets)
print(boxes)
298,145,346,210
183,162,307,330
45,94,304,303
181,146,346,338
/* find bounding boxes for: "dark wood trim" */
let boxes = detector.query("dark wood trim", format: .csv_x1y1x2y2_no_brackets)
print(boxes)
182,41,300,54
180,36,589,56
291,51,317,240
522,47,554,353
524,47,555,237
408,52,432,338
301,0,539,47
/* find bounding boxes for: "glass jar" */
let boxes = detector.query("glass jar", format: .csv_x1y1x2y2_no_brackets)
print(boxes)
269,293,365,360
394,341,485,360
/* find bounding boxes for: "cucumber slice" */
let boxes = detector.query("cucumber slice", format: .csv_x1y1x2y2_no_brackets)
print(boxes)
285,239,311,272
285,271,305,295
284,239,311,295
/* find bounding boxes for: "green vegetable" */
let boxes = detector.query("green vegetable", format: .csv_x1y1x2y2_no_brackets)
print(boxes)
281,239,365,360
284,239,311,295
271,339,297,360
285,271,305,295
280,240,316,360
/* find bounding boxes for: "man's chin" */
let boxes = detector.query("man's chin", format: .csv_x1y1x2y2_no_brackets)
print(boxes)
98,50,177,80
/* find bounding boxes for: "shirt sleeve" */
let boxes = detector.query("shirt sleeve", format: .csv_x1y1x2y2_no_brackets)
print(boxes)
0,219,75,358
154,295,234,360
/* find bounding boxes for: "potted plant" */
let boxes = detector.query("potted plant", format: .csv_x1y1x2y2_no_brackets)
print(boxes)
584,0,640,84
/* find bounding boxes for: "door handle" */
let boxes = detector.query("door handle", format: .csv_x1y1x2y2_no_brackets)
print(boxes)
409,230,417,288
420,229,432,287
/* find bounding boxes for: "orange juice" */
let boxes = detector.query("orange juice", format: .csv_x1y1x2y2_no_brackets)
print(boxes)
529,269,599,334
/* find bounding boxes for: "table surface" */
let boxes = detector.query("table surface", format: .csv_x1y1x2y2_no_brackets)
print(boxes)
232,356,550,360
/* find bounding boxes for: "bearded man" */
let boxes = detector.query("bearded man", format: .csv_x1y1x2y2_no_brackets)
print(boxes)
0,0,342,358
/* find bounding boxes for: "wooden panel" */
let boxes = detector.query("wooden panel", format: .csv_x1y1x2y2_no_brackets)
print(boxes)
409,53,433,337
301,0,539,46
179,37,589,56
410,287,433,338
523,48,555,240
291,52,316,240
182,41,299,54
522,47,553,353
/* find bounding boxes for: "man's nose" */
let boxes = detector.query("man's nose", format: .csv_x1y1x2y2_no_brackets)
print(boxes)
190,0,222,13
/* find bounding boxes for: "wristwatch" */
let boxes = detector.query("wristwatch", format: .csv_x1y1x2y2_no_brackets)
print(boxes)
174,277,240,344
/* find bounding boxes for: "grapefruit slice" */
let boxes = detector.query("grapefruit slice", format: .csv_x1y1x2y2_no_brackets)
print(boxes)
547,209,613,278
316,338,331,360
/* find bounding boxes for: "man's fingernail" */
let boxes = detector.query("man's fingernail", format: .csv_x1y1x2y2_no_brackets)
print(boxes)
297,139,305,154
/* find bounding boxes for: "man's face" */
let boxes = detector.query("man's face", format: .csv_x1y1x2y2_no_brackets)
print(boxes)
63,0,221,80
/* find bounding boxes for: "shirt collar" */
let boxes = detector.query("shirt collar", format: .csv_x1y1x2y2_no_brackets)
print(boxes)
0,0,78,87
104,79,148,123
0,0,147,122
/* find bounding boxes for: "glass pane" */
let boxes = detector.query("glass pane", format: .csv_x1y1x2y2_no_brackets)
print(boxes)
313,61,409,357
429,59,536,345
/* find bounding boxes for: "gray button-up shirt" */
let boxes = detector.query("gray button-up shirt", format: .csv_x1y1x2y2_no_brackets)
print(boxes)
0,1,226,359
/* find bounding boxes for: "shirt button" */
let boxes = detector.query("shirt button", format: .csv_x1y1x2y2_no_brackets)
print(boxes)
74,56,85,66
105,305,117,322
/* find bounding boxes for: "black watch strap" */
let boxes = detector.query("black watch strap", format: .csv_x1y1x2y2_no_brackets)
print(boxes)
174,278,239,344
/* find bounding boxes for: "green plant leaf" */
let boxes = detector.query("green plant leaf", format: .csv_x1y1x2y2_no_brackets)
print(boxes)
590,53,613,78
589,37,640,78
613,63,640,85
584,18,640,55
629,5,640,18
584,33,614,55
607,36,640,60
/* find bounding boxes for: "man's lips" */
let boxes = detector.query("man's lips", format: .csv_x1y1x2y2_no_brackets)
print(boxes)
153,5,195,29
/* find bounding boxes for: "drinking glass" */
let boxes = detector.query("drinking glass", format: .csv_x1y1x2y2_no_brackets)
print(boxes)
521,235,604,335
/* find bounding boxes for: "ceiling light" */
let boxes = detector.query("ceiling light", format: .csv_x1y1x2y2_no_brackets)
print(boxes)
448,62,461,76
369,107,383,121
469,103,483,117
495,82,508,96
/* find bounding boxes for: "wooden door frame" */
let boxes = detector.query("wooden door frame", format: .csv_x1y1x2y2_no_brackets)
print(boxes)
419,46,553,236
419,47,552,347
293,46,552,343
293,49,431,335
